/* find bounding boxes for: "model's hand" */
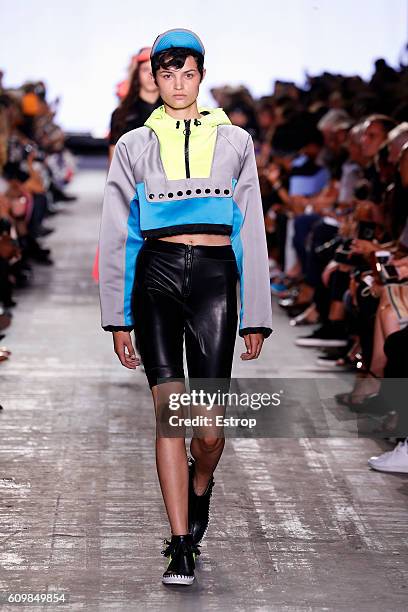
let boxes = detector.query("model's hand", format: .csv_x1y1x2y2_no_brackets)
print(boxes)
240,333,264,360
112,331,140,369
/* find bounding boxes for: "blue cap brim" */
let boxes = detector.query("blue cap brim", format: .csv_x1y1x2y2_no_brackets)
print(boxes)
151,28,205,57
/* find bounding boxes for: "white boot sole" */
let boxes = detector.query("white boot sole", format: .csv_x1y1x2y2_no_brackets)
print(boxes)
162,574,195,585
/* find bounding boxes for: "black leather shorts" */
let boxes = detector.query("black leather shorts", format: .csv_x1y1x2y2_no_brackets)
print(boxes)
131,238,239,389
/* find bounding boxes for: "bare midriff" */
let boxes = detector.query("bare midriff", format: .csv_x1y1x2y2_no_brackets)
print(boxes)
158,233,231,246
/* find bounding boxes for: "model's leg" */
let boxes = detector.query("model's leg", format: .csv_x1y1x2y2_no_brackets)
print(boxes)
190,443,224,494
152,381,189,535
132,242,189,536
185,248,238,493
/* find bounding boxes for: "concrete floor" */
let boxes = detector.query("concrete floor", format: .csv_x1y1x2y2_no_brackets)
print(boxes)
0,161,407,611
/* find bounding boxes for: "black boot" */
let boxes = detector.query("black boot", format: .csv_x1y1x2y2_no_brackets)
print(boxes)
188,457,215,545
161,533,200,585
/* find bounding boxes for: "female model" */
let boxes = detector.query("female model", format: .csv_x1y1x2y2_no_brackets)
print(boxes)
98,28,273,585
93,47,161,283
108,46,162,162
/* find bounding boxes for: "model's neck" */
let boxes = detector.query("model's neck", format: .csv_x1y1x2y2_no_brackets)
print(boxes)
163,101,201,121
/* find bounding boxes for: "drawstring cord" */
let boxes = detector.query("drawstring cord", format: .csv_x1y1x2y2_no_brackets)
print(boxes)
175,118,201,130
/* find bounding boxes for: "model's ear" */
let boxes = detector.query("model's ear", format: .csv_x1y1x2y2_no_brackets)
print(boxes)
201,67,206,82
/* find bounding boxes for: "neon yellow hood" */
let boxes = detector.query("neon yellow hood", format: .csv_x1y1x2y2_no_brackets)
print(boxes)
144,104,231,180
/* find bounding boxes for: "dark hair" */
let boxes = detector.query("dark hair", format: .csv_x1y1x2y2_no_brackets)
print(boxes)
0,93,12,109
299,126,325,149
113,51,148,137
151,47,204,81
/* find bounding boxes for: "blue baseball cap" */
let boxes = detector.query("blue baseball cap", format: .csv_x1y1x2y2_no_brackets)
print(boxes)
150,28,205,58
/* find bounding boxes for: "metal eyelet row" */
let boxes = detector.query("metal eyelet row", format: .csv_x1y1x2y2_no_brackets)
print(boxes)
148,188,230,200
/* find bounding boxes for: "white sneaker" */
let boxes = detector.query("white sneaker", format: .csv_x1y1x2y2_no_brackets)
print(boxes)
368,439,408,473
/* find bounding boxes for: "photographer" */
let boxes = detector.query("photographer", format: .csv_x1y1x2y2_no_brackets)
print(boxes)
294,115,397,352
334,131,408,406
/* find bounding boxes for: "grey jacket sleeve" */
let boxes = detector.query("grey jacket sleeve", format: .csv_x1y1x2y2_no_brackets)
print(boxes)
231,133,273,338
98,137,144,332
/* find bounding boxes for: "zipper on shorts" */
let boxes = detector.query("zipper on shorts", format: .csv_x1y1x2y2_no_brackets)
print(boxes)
182,244,193,296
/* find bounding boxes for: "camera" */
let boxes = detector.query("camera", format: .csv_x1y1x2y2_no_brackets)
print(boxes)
333,238,367,268
353,180,371,201
334,238,353,265
379,264,400,284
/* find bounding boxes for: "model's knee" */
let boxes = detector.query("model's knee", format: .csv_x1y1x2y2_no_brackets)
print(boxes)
196,436,224,453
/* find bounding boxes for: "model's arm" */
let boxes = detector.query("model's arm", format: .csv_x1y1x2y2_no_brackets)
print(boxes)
231,133,273,358
98,137,144,368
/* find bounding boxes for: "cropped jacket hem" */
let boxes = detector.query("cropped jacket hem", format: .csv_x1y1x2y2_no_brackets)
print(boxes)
102,324,134,332
141,223,232,239
239,327,273,338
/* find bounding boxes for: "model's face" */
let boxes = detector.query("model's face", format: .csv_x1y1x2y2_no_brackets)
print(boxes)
361,121,387,159
138,61,159,94
155,55,205,110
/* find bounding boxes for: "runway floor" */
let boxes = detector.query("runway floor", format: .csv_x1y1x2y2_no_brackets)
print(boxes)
0,160,407,611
